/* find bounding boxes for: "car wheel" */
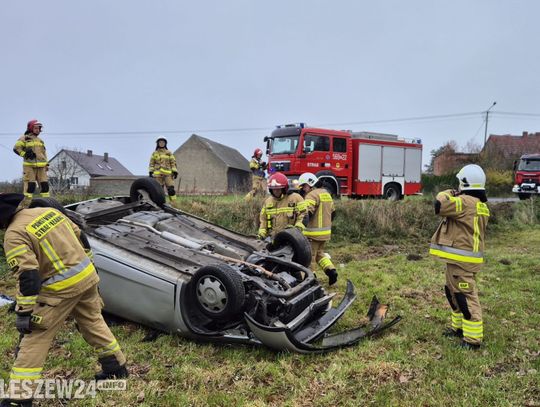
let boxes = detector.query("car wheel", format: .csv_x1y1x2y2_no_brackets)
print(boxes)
130,177,166,207
191,265,245,320
384,183,402,201
29,197,67,214
270,228,312,268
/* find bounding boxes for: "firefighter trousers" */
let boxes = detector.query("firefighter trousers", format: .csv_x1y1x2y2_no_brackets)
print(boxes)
245,176,266,200
444,263,483,345
22,167,49,199
309,240,335,272
9,283,126,399
154,175,176,201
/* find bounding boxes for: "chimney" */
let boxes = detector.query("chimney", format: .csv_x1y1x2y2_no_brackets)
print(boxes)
104,152,109,162
522,131,528,137
87,150,93,157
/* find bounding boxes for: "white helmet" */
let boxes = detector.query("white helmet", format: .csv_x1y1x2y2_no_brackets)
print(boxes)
298,172,318,187
456,164,486,191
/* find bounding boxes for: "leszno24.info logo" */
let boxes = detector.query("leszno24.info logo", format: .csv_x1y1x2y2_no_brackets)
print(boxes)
0,379,127,399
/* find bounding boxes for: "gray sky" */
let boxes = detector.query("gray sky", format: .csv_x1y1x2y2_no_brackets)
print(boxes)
1,1,540,181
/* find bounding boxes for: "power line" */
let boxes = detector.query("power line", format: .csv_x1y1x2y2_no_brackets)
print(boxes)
0,110,538,138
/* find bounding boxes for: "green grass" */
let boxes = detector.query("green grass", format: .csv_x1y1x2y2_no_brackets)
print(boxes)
0,200,539,406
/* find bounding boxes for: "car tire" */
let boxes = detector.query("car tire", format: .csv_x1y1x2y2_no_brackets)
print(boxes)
130,177,166,207
191,265,245,320
29,197,67,214
270,228,312,268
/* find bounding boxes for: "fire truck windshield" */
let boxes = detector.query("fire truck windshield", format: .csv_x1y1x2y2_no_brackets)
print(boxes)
518,159,540,171
270,136,300,154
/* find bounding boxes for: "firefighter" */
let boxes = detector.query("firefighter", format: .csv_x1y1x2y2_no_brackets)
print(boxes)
0,194,127,406
149,137,178,202
298,172,338,286
430,164,490,350
257,172,306,239
13,120,49,200
245,148,267,200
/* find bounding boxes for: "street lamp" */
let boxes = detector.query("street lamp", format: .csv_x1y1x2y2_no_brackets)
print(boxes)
483,101,497,147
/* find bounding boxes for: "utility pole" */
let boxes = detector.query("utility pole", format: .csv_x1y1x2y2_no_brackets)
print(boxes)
483,101,497,147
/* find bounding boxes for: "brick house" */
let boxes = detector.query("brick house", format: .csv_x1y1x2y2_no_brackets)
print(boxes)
433,147,479,175
483,131,540,170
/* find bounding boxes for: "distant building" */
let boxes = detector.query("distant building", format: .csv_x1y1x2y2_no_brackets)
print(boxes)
174,135,250,194
483,131,540,169
48,149,134,192
433,147,479,175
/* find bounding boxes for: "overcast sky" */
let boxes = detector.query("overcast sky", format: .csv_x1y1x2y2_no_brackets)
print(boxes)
1,1,539,181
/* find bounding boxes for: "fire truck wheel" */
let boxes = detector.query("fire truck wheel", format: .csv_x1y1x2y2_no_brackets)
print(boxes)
384,183,402,201
518,193,531,200
315,171,340,198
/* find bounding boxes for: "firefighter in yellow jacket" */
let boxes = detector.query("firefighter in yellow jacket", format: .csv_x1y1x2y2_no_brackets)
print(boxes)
149,137,178,202
13,120,49,200
257,172,306,239
245,148,267,200
429,164,490,350
0,194,127,406
298,172,338,286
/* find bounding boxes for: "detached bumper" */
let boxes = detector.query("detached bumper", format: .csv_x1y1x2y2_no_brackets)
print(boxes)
245,280,401,353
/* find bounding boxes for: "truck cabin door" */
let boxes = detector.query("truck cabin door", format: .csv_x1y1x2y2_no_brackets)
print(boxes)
302,134,331,172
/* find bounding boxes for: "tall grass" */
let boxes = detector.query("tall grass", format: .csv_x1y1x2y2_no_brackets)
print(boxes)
173,195,539,243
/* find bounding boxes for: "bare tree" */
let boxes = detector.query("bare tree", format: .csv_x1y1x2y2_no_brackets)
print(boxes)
48,150,88,194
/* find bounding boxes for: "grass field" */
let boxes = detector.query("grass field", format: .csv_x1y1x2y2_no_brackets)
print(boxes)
0,198,539,406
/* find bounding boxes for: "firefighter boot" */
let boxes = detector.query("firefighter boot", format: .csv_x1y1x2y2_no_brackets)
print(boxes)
459,340,481,350
0,400,33,407
443,328,463,338
325,269,338,286
95,355,129,380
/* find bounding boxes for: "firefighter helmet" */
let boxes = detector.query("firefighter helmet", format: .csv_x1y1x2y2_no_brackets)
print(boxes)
456,164,486,191
253,148,263,158
26,119,43,133
267,172,289,192
298,172,318,188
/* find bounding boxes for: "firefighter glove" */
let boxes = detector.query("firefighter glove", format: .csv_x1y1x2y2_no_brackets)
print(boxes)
257,230,267,240
172,171,178,179
294,222,305,231
24,148,36,160
15,312,32,334
148,171,153,178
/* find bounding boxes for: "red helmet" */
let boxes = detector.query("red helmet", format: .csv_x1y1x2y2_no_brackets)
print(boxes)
267,172,289,192
27,119,43,133
253,148,263,158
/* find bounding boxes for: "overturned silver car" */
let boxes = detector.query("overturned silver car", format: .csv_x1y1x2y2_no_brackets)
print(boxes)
32,178,400,353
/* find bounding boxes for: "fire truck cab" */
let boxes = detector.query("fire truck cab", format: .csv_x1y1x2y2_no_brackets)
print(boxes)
264,123,423,200
512,154,540,200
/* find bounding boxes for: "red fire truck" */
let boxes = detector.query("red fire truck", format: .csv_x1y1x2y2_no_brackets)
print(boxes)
264,123,423,200
512,154,540,200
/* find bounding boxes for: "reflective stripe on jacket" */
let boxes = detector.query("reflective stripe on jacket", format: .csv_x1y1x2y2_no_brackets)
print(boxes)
259,193,306,237
13,134,48,167
249,158,266,178
3,208,99,313
430,189,490,271
303,188,334,241
149,148,177,175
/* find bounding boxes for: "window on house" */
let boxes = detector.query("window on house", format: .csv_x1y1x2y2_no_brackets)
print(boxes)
97,164,104,169
70,177,78,185
61,160,67,169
